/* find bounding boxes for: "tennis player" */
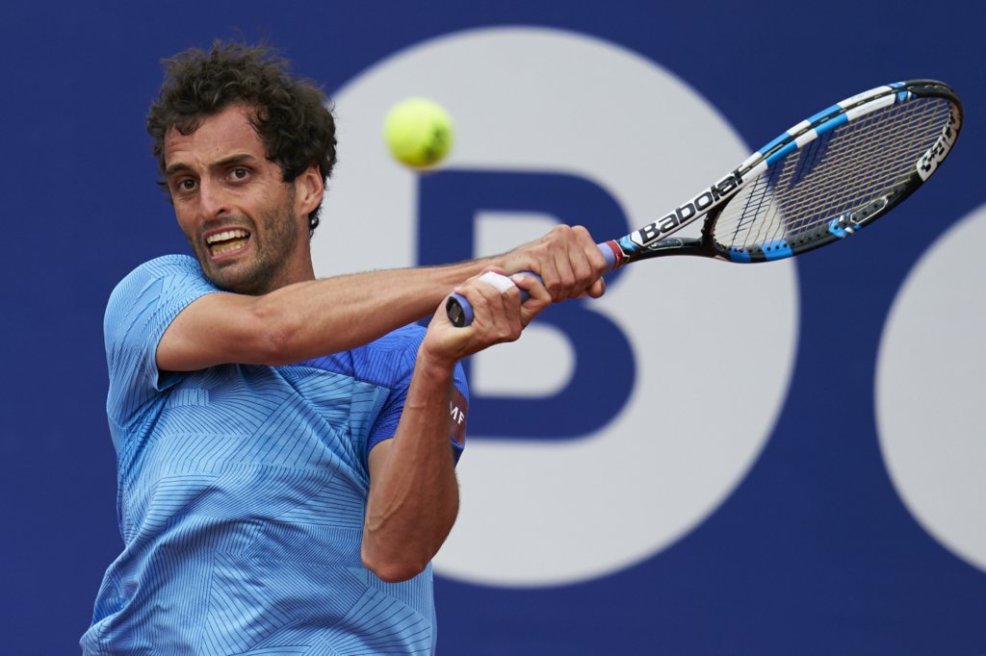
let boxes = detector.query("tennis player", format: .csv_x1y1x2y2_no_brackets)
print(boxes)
80,42,605,654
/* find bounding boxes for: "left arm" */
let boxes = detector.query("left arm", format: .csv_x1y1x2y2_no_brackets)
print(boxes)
360,272,549,581
361,354,461,582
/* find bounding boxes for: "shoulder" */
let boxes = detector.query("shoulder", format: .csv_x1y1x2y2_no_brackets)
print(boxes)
104,254,217,347
108,255,206,306
111,254,204,293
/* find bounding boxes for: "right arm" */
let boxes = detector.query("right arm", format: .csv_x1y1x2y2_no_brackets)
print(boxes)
157,262,484,371
157,224,607,372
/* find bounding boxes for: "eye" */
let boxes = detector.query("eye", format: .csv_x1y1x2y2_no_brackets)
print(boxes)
229,167,251,182
173,178,197,193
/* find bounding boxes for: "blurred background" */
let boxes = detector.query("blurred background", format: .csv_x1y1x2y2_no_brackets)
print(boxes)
1,1,983,653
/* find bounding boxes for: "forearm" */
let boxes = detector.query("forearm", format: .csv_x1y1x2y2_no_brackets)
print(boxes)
260,223,606,363
254,260,491,364
361,353,460,582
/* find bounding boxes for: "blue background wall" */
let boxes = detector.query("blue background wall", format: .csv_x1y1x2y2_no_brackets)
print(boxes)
1,1,983,653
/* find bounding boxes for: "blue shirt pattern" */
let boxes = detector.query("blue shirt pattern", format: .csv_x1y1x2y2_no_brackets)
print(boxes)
82,255,466,655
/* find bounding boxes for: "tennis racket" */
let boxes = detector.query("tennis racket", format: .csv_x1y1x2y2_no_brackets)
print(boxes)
446,79,962,327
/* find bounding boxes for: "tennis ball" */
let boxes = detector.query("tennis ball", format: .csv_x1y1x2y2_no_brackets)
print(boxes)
384,97,454,169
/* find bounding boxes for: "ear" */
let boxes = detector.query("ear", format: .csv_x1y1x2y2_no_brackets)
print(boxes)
294,164,325,218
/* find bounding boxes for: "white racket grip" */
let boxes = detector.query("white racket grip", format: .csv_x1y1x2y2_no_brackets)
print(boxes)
445,242,619,327
445,272,540,328
477,271,517,293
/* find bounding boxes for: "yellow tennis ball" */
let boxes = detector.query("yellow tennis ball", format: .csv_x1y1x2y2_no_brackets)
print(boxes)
384,97,454,168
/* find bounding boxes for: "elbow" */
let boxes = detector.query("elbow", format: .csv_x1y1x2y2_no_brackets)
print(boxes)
249,297,299,366
361,547,429,583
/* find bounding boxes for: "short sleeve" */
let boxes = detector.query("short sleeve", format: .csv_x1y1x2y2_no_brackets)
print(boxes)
366,337,470,464
104,255,219,429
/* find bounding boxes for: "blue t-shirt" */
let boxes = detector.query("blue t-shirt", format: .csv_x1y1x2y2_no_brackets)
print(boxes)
82,255,468,655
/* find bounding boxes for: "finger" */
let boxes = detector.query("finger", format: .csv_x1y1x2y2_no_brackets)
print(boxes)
458,279,497,326
512,273,551,326
542,224,584,299
551,225,605,300
550,240,578,300
475,271,523,336
463,274,520,340
483,276,523,339
570,225,611,293
586,277,606,299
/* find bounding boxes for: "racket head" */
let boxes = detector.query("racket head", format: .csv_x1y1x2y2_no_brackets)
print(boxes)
708,80,962,262
614,80,963,266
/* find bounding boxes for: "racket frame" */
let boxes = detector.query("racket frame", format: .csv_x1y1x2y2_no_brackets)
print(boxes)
608,79,963,266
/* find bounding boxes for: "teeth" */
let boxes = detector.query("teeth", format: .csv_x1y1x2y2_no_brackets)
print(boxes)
212,240,246,256
206,229,249,245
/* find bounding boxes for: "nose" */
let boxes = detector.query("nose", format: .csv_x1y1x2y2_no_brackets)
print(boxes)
197,178,230,221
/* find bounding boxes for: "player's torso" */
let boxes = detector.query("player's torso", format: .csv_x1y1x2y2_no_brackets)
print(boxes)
88,345,437,654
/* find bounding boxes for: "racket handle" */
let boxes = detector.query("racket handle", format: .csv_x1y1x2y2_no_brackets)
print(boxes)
445,242,619,327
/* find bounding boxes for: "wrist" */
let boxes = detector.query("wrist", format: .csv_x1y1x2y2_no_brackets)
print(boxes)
415,346,458,380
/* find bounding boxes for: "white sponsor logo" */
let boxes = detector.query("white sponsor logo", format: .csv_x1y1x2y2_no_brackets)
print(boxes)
450,401,466,426
917,106,961,181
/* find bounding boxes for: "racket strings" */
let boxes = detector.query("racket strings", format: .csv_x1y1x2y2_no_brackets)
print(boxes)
749,104,939,243
733,104,938,245
715,97,954,251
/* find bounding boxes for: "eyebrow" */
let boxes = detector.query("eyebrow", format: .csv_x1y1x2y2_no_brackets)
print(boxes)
164,153,259,178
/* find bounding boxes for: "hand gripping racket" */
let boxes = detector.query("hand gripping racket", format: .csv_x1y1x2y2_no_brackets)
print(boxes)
446,79,962,327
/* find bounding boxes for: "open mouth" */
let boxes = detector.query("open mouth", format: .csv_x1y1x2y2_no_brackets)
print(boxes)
205,229,251,258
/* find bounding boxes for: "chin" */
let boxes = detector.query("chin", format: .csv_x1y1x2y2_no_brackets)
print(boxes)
200,261,264,295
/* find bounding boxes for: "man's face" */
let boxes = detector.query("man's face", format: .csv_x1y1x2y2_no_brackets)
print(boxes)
163,104,313,294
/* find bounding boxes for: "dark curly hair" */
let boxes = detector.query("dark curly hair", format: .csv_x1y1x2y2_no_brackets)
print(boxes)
147,41,337,233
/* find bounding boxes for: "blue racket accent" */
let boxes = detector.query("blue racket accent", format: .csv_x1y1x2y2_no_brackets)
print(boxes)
828,211,869,238
814,112,849,136
728,248,752,263
762,240,793,260
806,103,842,125
828,215,850,238
759,131,791,156
618,235,638,254
765,141,800,167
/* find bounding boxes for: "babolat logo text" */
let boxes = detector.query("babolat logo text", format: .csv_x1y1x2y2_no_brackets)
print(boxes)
917,106,960,181
632,172,742,246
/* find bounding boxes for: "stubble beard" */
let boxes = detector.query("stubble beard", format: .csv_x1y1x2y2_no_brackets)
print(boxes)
195,202,300,296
